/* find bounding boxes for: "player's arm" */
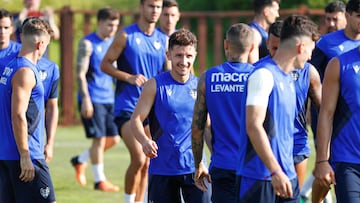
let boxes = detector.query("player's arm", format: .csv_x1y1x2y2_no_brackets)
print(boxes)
314,57,340,188
130,78,157,158
191,73,211,191
44,97,58,163
246,69,293,198
191,73,208,169
101,30,147,86
308,64,322,110
11,67,36,182
76,39,93,118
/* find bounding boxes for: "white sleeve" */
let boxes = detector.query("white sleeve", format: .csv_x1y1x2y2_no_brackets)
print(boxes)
246,68,274,107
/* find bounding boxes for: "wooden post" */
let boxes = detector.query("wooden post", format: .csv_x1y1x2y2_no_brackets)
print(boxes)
59,6,75,125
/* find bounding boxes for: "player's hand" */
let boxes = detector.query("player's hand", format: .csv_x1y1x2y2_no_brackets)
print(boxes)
194,162,211,192
313,161,336,188
80,98,94,118
271,170,293,199
19,155,35,182
44,144,54,163
142,139,158,158
129,74,147,87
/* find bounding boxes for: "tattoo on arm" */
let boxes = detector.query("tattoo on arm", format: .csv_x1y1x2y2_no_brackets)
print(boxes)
192,74,208,167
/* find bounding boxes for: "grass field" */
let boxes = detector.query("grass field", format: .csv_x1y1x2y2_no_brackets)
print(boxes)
49,125,331,202
49,125,126,202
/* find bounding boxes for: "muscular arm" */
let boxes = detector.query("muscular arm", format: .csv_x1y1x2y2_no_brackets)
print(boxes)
130,78,157,157
11,68,36,182
308,64,322,110
191,73,208,168
314,58,339,187
76,39,93,118
44,98,58,163
101,31,147,86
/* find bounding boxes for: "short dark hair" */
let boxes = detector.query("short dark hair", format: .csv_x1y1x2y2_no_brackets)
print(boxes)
253,0,280,14
346,0,360,14
22,17,53,37
97,7,119,21
268,20,283,38
163,0,178,8
280,15,320,42
168,28,197,50
226,23,254,53
0,8,13,20
325,1,346,13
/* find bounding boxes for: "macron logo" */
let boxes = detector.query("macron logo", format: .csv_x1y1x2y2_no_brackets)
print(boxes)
354,65,360,74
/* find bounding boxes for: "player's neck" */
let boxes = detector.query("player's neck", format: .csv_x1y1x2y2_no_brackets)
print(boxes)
138,18,156,36
0,40,10,50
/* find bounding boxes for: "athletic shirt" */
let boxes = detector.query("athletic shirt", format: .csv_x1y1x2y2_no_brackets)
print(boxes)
148,71,198,175
37,57,60,102
205,61,254,170
114,24,167,115
0,57,45,160
249,21,269,59
331,48,360,164
0,41,21,59
78,32,115,104
313,30,360,79
291,63,311,156
237,57,297,180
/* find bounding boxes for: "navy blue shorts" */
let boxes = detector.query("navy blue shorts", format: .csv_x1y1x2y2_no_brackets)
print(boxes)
334,162,360,203
210,167,237,203
293,154,309,165
148,174,204,203
114,110,149,137
0,159,56,203
237,176,299,203
79,103,118,138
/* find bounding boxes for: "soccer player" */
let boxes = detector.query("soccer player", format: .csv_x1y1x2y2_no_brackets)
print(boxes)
131,28,204,203
191,23,254,203
157,0,180,36
0,17,56,203
236,15,319,203
70,7,120,191
0,9,21,59
264,20,322,193
314,43,360,203
248,0,280,63
324,1,347,34
101,0,168,202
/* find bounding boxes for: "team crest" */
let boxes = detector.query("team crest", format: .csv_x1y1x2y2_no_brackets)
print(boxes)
40,186,50,199
154,40,161,50
290,70,299,81
39,70,48,81
190,89,197,99
353,65,360,74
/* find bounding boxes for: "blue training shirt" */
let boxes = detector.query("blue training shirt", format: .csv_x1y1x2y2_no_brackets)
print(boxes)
114,24,167,115
291,63,311,157
148,71,198,175
249,21,269,59
37,57,60,102
78,32,115,104
331,48,360,164
0,57,45,160
205,61,254,171
237,57,297,180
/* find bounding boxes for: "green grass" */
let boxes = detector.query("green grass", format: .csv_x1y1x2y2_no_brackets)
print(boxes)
50,125,126,202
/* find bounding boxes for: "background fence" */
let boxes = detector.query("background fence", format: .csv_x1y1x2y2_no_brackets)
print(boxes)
57,5,325,125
